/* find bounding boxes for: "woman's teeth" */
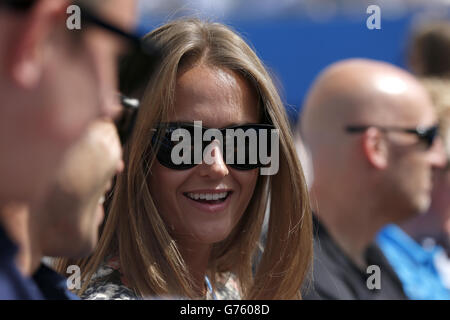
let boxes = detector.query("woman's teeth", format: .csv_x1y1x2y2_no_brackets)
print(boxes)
186,192,229,201
98,195,106,205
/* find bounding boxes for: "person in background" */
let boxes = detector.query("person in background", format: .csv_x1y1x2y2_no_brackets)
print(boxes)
299,58,447,299
57,18,313,300
0,0,138,299
376,21,450,299
408,20,450,78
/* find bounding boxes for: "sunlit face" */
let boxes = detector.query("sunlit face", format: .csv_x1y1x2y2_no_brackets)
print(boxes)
384,88,447,220
428,122,450,234
423,165,450,236
148,65,260,247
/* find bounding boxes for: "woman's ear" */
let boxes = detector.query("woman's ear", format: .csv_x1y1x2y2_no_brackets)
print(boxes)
362,127,389,170
7,0,69,89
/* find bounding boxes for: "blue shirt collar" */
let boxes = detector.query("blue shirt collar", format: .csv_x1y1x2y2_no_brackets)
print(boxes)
0,223,19,260
0,223,79,300
380,224,440,265
32,264,80,300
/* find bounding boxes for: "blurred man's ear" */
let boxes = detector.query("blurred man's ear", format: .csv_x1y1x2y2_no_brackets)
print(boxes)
362,127,388,169
7,0,69,89
294,130,314,189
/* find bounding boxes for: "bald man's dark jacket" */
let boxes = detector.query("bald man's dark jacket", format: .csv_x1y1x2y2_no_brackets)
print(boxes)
302,215,408,300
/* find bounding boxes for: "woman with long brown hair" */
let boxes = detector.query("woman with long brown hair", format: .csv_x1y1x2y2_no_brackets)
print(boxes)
57,18,312,300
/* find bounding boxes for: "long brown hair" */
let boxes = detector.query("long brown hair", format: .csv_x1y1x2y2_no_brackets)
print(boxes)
56,18,312,299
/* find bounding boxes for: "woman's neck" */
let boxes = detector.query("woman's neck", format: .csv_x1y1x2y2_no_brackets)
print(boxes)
177,240,212,298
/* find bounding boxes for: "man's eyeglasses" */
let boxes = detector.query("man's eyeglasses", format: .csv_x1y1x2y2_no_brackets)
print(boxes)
77,3,159,58
115,95,140,146
1,0,161,146
0,0,160,58
0,0,34,10
345,125,440,148
0,0,35,10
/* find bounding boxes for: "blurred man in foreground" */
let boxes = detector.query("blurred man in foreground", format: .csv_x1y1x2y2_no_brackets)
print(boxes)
0,0,136,204
0,0,137,299
1,121,123,299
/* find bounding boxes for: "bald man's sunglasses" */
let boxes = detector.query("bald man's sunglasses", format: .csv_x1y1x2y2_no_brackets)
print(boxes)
345,125,439,148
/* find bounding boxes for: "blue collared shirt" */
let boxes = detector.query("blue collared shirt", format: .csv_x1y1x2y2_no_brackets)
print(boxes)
377,224,450,300
0,224,79,300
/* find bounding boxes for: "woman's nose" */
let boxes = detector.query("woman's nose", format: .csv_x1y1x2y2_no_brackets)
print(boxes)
198,140,229,178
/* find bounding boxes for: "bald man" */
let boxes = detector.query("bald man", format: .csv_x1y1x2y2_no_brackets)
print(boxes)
299,59,447,300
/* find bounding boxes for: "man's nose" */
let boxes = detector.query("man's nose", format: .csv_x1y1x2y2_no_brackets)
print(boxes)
198,140,229,178
116,158,125,175
100,91,122,120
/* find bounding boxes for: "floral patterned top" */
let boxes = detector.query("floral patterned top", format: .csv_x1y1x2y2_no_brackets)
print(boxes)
81,256,241,300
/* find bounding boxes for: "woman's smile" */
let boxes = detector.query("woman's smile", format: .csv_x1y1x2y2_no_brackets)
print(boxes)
182,189,234,213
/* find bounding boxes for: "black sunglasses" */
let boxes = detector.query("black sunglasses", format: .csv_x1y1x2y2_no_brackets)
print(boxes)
150,122,276,171
345,124,440,148
76,2,160,58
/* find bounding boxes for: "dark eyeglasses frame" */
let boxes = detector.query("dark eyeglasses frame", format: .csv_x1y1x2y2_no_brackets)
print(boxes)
345,125,440,148
151,122,276,171
0,0,159,57
115,95,140,146
1,0,160,146
0,0,35,10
